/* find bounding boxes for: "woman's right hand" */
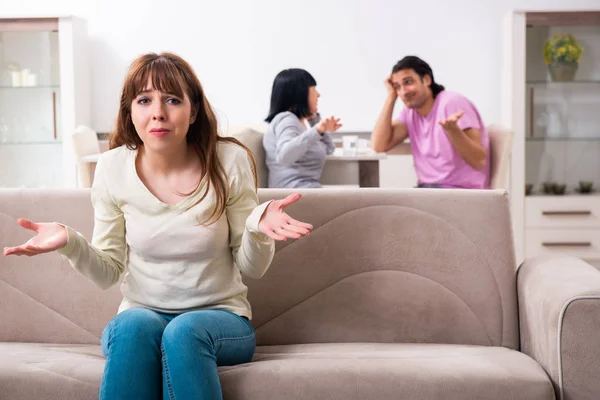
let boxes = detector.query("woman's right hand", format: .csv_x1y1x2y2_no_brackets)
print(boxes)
317,116,343,134
3,219,68,257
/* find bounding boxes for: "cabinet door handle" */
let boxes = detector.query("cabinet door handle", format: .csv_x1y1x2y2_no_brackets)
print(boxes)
542,242,592,247
52,91,57,140
542,210,592,216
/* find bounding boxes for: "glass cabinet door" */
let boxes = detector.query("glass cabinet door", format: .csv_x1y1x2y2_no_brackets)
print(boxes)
525,24,600,197
0,28,61,144
0,20,63,187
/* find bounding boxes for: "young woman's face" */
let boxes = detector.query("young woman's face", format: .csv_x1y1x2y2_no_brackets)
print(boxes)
131,77,196,152
308,86,320,116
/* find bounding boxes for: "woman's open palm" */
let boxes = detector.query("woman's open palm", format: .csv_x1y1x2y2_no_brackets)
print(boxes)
3,219,68,257
318,116,343,133
259,193,313,241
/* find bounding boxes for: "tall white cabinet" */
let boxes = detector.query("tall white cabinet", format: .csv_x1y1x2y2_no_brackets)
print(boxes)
0,15,90,188
503,10,600,269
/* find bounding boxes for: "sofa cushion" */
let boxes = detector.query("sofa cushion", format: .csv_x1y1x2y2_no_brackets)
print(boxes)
0,343,103,400
1,342,554,400
223,343,555,400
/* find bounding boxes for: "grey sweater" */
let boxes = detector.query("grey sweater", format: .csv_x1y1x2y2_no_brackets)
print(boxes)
263,112,336,188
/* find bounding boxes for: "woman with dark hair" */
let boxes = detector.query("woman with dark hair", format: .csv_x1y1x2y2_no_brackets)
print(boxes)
4,52,313,399
263,68,342,188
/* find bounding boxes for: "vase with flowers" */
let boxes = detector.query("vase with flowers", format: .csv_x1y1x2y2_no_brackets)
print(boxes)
544,34,584,82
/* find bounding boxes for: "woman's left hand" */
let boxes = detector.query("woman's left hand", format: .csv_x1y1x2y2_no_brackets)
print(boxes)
258,193,313,241
317,115,343,134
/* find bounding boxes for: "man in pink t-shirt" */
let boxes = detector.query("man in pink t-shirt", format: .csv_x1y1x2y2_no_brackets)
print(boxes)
372,56,490,189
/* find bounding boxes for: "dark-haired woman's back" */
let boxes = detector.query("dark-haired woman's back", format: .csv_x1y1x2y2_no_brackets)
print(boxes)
263,68,342,188
264,111,335,188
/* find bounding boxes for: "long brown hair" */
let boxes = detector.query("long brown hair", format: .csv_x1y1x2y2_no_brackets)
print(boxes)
109,52,257,225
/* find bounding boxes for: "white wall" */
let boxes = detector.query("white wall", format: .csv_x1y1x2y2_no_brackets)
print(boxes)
2,0,599,134
1,0,599,189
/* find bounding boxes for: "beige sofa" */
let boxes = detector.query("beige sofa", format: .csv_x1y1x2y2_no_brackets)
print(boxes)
1,188,600,399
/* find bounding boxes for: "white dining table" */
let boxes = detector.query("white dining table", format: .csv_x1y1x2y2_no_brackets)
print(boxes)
79,143,411,188
80,148,396,165
324,148,387,187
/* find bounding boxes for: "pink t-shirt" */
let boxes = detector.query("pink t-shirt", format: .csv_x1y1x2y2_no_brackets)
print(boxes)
397,91,490,189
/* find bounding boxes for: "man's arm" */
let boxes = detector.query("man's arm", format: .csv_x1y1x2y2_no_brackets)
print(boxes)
440,111,487,171
371,94,409,153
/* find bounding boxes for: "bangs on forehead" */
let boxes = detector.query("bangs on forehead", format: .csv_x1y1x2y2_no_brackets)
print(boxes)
132,59,186,99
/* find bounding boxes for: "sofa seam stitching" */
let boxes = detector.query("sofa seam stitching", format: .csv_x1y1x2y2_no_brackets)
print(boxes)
256,269,494,344
0,278,100,340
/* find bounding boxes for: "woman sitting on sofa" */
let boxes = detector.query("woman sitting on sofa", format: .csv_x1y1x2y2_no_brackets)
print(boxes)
3,52,312,400
263,68,342,188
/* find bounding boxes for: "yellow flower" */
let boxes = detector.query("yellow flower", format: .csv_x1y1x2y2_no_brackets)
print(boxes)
544,34,583,64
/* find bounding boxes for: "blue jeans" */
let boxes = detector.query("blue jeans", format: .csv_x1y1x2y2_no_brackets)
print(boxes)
99,308,256,400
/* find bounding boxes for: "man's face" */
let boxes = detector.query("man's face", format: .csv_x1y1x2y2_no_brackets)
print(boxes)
390,69,432,109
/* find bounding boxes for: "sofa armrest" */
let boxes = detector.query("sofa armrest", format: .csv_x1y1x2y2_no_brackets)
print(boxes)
518,255,600,400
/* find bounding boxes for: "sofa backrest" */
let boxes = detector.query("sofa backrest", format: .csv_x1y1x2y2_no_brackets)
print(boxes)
0,189,120,344
0,188,518,350
247,189,519,350
222,125,268,188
